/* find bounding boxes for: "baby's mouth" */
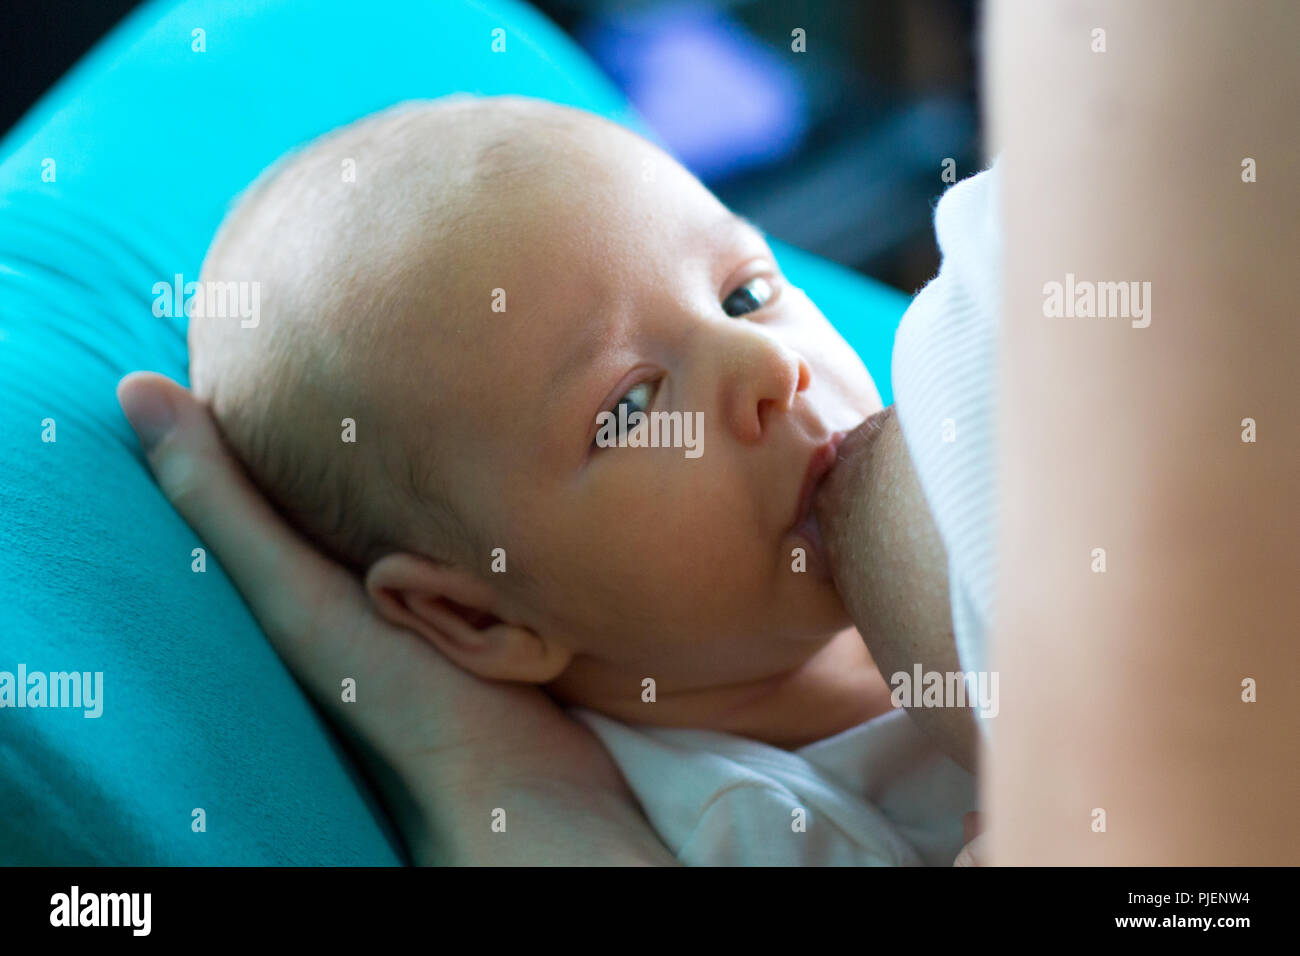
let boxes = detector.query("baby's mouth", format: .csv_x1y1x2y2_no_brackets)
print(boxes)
811,405,895,570
792,506,828,566
789,432,846,573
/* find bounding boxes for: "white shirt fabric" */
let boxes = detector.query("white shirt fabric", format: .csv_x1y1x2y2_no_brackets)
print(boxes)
565,164,1000,865
891,162,1000,734
570,705,974,866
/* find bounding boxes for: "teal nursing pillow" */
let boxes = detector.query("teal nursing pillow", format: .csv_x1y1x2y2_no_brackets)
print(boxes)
0,0,907,864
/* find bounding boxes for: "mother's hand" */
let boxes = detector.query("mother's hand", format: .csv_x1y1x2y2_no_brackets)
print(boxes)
117,372,676,866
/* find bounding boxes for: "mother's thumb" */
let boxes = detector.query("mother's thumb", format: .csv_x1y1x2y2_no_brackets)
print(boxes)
118,371,180,453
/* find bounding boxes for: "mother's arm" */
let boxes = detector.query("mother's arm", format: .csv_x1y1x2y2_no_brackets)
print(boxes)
118,373,678,866
985,0,1298,863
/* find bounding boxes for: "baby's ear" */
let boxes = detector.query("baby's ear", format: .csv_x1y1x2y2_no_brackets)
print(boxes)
364,552,572,684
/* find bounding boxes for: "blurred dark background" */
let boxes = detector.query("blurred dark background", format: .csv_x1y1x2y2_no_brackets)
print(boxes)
1,0,982,294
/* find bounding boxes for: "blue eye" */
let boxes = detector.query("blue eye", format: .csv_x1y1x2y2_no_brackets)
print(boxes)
616,381,654,419
722,276,773,317
592,381,657,449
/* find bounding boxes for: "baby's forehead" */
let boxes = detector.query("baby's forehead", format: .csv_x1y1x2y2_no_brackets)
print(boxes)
293,98,727,393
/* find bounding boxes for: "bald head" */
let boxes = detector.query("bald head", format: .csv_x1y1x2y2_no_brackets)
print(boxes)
189,95,602,573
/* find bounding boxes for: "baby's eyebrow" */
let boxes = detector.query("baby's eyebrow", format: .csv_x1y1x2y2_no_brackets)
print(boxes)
550,213,765,394
552,318,611,395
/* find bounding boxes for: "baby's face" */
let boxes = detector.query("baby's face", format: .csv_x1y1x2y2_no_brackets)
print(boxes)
397,110,882,693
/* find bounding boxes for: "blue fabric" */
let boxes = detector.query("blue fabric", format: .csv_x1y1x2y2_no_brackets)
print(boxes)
0,0,908,864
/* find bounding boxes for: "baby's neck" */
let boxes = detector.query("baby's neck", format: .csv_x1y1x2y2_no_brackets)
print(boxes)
552,628,896,750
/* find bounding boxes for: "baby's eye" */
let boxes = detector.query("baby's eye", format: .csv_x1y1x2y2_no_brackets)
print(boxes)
722,276,773,318
616,381,654,419
592,380,658,449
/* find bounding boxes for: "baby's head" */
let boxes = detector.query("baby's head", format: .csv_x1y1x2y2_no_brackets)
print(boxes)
190,95,882,712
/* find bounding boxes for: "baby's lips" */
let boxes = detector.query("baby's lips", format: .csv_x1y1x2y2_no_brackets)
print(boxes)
812,406,895,554
811,451,856,564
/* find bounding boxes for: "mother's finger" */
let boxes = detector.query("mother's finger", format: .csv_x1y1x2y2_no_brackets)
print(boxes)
116,371,361,654
952,835,985,867
118,371,516,803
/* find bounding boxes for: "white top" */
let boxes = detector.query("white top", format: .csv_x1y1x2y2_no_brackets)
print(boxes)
571,705,974,866
891,162,1000,720
567,164,1001,865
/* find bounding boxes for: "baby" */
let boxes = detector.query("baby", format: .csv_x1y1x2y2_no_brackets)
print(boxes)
189,95,979,865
